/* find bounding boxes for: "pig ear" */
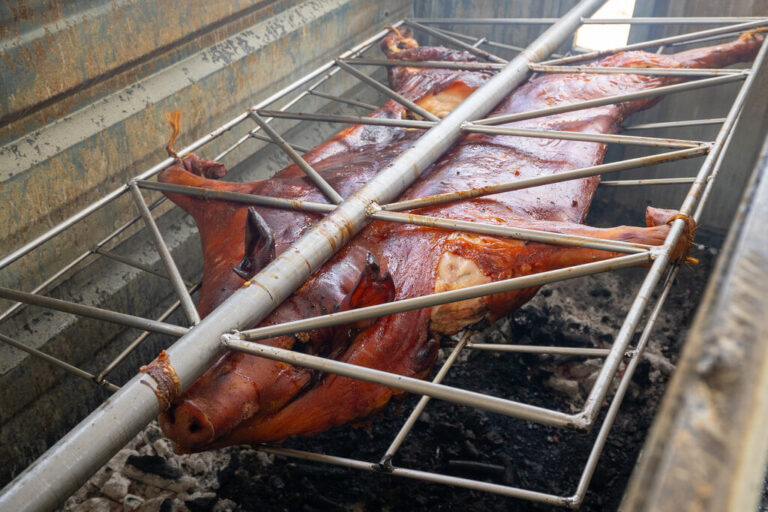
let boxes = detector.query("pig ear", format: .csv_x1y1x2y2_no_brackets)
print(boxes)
347,252,395,329
233,208,276,281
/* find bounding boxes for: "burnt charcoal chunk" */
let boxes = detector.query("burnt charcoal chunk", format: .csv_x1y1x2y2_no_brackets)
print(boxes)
126,454,183,480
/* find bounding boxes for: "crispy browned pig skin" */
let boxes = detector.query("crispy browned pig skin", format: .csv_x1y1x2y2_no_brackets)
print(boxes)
156,28,763,451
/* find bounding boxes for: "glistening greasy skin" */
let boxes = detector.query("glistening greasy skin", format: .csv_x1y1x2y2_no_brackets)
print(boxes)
157,28,763,452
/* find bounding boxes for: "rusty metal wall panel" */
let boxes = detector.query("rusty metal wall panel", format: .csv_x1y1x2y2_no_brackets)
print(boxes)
598,0,768,233
621,133,768,512
0,0,411,313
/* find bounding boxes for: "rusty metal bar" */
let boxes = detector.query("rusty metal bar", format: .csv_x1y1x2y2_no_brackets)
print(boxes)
474,74,746,126
412,17,767,25
129,182,201,326
381,146,707,211
462,124,707,148
600,177,696,186
403,19,508,64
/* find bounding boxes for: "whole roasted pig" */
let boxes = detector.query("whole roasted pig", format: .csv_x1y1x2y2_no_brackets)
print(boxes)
154,28,763,452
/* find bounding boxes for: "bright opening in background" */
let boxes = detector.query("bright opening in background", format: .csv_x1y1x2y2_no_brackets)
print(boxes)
574,0,637,51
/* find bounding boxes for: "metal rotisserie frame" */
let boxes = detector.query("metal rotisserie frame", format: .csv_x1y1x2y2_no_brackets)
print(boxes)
1,1,767,509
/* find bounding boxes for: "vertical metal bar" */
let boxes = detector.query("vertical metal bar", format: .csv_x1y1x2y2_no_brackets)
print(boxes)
334,60,440,121
129,182,201,325
0,3,605,509
248,113,344,204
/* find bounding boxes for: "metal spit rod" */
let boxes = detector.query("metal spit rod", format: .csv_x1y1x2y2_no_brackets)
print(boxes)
0,2,606,509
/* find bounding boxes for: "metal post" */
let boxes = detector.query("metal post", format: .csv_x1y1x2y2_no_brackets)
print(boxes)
0,2,605,509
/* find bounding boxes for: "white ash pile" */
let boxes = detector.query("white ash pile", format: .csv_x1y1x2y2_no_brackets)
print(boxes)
61,421,262,512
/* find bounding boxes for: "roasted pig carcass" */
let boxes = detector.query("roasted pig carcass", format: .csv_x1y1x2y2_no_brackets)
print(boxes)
155,28,763,452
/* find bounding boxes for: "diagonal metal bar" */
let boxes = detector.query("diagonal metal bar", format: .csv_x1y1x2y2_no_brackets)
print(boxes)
433,26,528,54
236,252,650,343
96,282,202,384
380,333,469,465
462,124,707,148
623,118,726,131
129,182,200,325
382,146,707,211
253,109,435,129
529,63,746,77
334,59,440,121
94,249,194,287
474,74,746,126
540,19,768,66
403,19,508,64
340,57,505,71
136,180,335,214
249,112,344,204
0,3,608,509
249,132,310,153
0,286,189,337
370,210,652,254
0,332,120,393
306,89,378,111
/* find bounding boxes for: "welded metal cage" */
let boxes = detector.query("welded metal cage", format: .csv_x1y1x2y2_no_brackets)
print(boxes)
1,1,767,510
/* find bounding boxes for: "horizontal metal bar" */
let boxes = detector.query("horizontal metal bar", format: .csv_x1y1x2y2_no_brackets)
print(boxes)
224,336,577,427
382,146,707,211
258,445,571,506
475,74,746,126
403,19,508,64
468,344,611,356
381,334,469,463
95,282,201,384
600,177,696,186
340,57,505,71
237,252,649,342
253,108,435,129
540,19,768,66
462,124,706,148
0,332,120,393
431,27,531,55
411,17,767,25
334,59,440,121
306,89,378,111
370,210,652,254
136,180,335,214
249,132,310,153
623,118,726,131
0,286,189,338
529,63,746,76
249,112,344,204
130,183,200,325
